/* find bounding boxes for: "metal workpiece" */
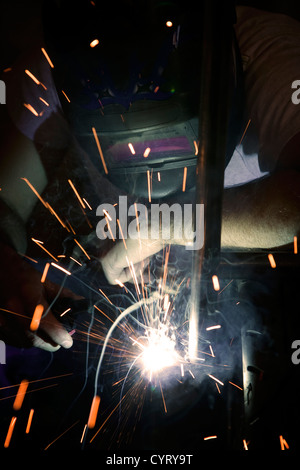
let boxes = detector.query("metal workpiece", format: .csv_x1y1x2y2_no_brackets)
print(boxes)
189,0,237,359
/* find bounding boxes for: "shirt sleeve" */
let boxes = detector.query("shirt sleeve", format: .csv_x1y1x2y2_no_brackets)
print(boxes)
4,45,70,149
235,6,300,172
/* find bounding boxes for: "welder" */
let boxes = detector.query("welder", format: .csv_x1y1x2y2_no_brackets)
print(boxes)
0,0,300,352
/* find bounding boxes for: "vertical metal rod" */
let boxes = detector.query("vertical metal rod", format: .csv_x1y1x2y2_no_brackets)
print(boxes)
188,1,234,359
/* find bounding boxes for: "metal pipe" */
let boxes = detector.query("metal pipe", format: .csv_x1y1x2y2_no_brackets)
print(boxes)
188,1,235,358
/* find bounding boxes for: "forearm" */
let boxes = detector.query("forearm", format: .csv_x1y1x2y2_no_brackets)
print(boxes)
221,170,300,249
0,107,48,223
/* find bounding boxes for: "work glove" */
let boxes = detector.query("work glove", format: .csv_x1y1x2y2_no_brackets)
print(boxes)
100,237,164,285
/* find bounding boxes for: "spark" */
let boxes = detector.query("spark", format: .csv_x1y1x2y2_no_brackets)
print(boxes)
159,382,167,413
239,118,251,145
212,275,220,291
147,169,152,202
99,288,113,306
243,439,249,450
45,202,68,230
50,262,71,276
279,435,289,450
228,381,243,391
130,261,141,296
128,143,136,154
117,219,127,250
44,420,80,450
61,89,70,102
23,103,39,116
30,304,44,332
25,69,47,89
39,96,49,106
105,216,115,241
4,416,17,448
92,127,108,174
0,373,73,392
25,409,35,434
103,209,112,221
83,197,92,210
206,325,221,331
21,177,47,207
80,424,87,443
41,47,54,68
60,308,71,317
204,435,217,441
13,379,29,410
90,395,127,444
74,238,91,260
68,179,86,209
182,166,187,192
87,395,101,429
193,140,199,155
90,38,99,48
208,374,224,386
70,256,82,266
166,20,173,27
31,238,58,261
143,147,151,158
294,235,298,254
268,253,276,269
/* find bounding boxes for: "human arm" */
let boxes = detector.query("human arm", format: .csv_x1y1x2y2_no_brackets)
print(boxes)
221,132,300,249
0,108,78,351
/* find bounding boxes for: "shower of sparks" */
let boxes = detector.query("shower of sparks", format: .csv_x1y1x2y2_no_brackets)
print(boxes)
2,35,291,452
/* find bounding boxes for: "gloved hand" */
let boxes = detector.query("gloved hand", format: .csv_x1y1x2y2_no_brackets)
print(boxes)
100,237,164,285
0,241,81,352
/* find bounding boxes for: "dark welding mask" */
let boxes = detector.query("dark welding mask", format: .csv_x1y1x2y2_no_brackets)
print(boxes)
43,0,243,200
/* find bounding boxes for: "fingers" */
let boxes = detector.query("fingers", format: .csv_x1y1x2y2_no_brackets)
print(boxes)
3,295,73,351
39,310,73,349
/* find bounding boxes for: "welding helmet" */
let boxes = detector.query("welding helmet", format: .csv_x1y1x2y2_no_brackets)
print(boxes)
43,0,243,200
